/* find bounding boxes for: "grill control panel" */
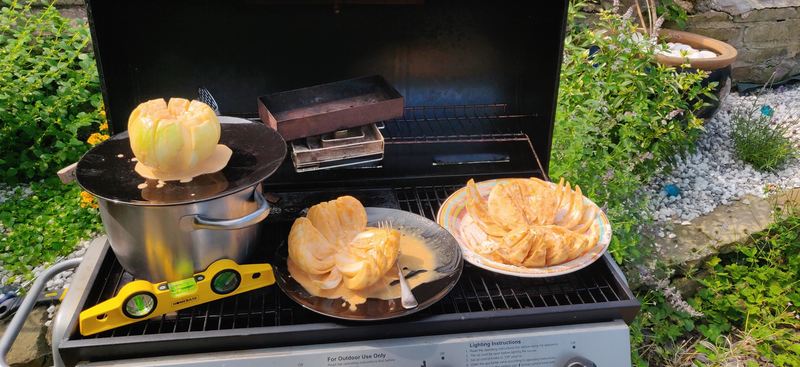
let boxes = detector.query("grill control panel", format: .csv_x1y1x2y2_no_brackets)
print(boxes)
84,320,631,367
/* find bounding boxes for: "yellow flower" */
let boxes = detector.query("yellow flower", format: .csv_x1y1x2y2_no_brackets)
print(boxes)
87,132,109,146
79,191,98,209
99,122,109,132
99,109,106,117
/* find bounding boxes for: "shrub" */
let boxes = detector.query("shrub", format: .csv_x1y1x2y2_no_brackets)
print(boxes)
730,102,797,172
551,1,715,263
0,179,102,282
687,215,800,366
631,214,800,366
0,1,103,184
630,290,697,366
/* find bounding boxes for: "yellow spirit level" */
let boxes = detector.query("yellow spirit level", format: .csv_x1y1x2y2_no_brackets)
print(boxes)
79,259,274,336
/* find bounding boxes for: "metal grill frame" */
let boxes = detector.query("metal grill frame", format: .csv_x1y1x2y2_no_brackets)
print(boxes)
58,105,638,363
57,183,639,363
63,1,640,362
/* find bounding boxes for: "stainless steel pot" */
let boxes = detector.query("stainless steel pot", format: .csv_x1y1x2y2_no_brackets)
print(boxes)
76,120,287,283
98,184,269,282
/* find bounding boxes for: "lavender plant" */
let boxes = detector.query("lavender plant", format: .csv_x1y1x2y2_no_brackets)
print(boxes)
730,81,798,171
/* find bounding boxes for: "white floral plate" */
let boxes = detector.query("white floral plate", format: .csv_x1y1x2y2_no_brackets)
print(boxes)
436,178,612,278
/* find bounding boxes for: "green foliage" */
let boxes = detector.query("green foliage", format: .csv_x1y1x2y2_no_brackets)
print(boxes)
631,215,800,366
656,0,690,30
0,179,102,282
553,1,715,263
689,215,800,366
730,103,797,172
0,1,103,184
631,290,696,366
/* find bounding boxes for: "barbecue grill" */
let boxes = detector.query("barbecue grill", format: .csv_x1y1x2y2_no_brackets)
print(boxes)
5,1,641,366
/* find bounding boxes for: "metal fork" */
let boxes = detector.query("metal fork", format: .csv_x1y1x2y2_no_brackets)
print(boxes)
378,220,418,309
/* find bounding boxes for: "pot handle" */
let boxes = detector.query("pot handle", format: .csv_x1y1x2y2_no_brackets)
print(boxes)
190,190,270,230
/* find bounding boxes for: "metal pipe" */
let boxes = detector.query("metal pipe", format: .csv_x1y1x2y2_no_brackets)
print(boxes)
0,258,82,367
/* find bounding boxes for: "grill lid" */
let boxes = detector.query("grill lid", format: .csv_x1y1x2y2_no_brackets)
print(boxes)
76,118,286,206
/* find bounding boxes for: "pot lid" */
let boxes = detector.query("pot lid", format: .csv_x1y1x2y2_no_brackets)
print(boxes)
76,118,286,206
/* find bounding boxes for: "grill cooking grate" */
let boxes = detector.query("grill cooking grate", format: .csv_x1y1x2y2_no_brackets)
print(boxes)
382,104,535,143
74,184,627,340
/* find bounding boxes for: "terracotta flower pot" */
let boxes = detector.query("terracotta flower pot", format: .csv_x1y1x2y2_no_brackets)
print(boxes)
655,29,737,70
656,29,738,119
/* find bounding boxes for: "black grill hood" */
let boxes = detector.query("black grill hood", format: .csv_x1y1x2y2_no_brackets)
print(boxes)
86,0,568,184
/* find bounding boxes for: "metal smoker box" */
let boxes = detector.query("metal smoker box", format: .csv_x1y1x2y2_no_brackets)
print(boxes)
258,75,404,141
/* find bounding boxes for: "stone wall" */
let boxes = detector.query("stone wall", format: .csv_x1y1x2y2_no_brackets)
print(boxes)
688,0,800,83
50,0,86,19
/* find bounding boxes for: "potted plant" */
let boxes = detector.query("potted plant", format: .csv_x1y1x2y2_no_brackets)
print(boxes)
635,0,738,118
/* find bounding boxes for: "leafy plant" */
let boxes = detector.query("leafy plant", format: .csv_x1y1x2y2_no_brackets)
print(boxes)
631,290,698,366
552,1,715,263
626,0,690,32
655,0,690,30
0,179,103,282
631,215,800,366
730,99,798,171
689,215,800,366
0,1,103,184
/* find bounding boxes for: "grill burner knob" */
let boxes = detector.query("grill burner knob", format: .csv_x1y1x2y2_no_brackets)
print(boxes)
564,357,596,367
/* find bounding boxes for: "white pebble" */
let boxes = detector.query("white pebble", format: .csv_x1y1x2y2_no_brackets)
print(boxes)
643,84,800,222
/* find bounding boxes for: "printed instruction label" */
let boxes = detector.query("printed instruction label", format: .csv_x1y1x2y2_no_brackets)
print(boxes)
323,352,397,366
466,339,558,367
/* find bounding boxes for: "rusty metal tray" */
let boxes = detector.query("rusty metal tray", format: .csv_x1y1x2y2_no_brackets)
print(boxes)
291,123,384,172
258,75,404,141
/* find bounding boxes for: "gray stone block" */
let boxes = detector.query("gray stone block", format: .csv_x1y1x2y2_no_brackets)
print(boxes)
0,306,51,367
691,9,734,22
56,0,85,5
732,42,800,81
701,0,800,16
743,19,800,44
685,26,744,47
738,6,800,21
654,194,774,271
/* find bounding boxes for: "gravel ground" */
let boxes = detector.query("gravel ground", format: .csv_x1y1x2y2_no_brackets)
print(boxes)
646,83,800,223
